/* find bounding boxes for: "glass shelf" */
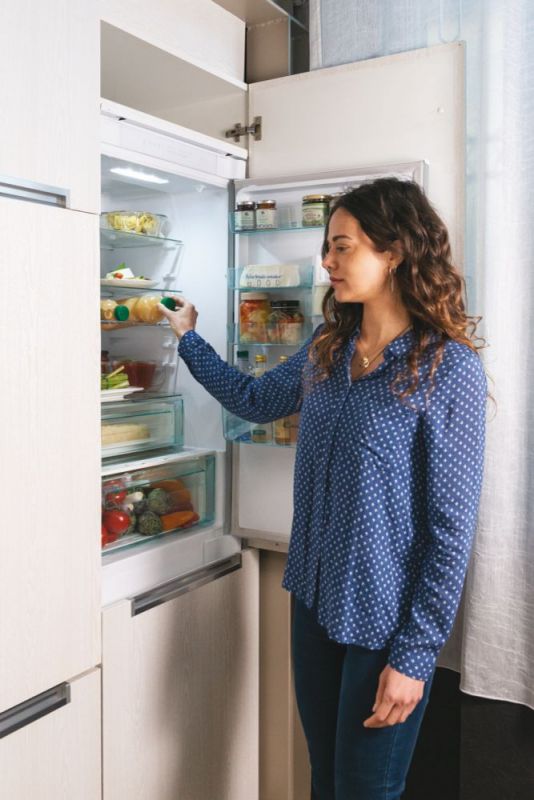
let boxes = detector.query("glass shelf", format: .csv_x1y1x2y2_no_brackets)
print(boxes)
100,283,182,296
101,319,171,331
229,263,313,291
100,227,184,251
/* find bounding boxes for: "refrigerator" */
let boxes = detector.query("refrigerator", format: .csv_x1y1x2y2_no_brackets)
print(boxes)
98,97,427,604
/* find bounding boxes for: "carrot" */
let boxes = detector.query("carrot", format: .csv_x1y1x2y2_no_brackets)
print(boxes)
160,510,199,532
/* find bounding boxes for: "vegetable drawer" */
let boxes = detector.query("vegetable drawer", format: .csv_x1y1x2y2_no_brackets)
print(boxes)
101,395,183,458
101,453,215,552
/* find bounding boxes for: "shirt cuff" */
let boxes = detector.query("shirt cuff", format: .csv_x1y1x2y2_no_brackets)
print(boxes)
388,644,437,682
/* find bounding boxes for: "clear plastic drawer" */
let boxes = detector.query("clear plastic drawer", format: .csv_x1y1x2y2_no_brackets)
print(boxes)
101,395,184,458
101,453,215,552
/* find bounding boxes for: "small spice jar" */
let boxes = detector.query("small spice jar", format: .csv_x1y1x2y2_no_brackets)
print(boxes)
256,200,278,229
235,200,256,231
302,194,331,227
239,293,270,343
267,300,304,345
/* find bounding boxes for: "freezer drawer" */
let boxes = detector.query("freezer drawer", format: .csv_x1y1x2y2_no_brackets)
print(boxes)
0,669,101,800
102,551,259,800
102,452,215,553
101,395,184,458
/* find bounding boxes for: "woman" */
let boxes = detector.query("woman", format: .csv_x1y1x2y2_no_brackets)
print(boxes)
159,178,488,800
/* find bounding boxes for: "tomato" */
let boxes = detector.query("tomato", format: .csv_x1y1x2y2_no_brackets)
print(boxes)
105,490,127,507
101,524,119,547
102,510,131,536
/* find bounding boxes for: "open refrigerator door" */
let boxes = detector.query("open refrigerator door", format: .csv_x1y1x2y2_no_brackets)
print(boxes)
227,163,427,545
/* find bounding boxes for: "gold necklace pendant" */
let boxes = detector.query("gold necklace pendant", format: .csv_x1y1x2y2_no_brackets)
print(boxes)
359,355,370,368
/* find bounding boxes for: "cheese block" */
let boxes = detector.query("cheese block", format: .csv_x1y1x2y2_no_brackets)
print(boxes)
101,423,150,446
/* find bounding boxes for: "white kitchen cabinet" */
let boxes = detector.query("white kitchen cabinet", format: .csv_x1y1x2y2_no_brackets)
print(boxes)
102,549,259,800
0,669,101,800
100,0,248,143
0,198,101,712
0,0,99,213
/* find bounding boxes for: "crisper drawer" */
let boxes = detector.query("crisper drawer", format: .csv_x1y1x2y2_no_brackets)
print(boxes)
101,453,215,553
101,395,184,458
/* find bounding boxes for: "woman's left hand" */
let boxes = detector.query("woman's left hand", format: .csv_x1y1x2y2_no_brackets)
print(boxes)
363,665,424,728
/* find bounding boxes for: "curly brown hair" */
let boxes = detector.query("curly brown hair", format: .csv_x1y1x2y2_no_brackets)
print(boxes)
310,178,487,406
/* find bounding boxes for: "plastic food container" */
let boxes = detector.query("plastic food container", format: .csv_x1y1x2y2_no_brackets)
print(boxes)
102,211,168,237
111,359,165,391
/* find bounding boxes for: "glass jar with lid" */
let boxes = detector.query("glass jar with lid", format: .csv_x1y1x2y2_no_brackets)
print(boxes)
235,201,256,231
239,293,270,343
302,195,331,227
256,200,278,229
267,300,304,345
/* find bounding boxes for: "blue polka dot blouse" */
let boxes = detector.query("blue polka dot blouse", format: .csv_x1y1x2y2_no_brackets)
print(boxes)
178,324,487,681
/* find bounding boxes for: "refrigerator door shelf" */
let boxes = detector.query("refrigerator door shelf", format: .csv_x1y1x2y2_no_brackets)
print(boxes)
229,262,314,290
222,409,299,448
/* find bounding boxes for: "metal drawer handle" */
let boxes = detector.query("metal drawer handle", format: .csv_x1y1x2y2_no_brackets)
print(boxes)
0,175,69,208
132,553,242,616
0,682,70,740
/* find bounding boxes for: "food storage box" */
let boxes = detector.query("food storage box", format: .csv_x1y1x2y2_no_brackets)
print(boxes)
101,396,184,458
101,453,215,552
101,211,168,237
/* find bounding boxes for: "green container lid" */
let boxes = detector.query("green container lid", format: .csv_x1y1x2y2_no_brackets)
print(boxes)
114,305,129,321
160,296,177,311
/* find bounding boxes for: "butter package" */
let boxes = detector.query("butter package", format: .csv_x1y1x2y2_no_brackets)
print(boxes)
239,263,300,288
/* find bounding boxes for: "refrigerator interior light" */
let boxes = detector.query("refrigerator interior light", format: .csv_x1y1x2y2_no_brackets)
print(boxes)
109,166,169,185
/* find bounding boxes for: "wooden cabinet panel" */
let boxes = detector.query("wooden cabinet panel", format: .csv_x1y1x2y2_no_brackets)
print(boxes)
102,549,259,800
0,0,99,213
0,669,101,800
0,199,101,712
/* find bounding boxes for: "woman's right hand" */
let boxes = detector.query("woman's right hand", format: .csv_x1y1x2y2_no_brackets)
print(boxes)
159,296,198,340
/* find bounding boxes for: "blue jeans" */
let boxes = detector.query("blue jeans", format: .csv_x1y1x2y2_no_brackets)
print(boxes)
292,598,434,800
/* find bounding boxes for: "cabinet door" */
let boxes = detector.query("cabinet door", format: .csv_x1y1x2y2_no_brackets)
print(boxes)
0,669,101,800
0,0,99,213
0,198,101,712
102,550,259,800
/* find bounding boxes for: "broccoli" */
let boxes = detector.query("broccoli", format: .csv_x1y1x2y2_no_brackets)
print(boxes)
138,511,163,536
147,488,171,515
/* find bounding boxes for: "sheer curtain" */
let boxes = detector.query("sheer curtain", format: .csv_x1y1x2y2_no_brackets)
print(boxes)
310,0,534,710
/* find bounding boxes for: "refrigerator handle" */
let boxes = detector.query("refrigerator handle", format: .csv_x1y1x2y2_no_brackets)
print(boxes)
131,553,242,616
0,682,71,740
0,174,69,208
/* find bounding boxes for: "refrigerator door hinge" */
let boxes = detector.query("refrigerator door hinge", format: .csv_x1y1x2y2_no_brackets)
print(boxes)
225,116,262,143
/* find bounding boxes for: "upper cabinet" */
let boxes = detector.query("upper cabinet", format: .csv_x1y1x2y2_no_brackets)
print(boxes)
0,0,100,214
100,0,248,143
